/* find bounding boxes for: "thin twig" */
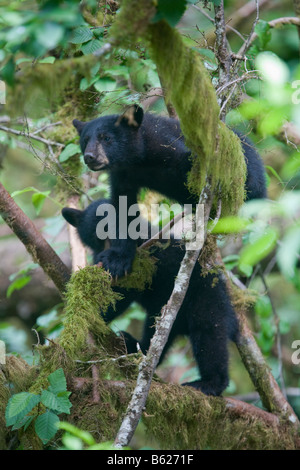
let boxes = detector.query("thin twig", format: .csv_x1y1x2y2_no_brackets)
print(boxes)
259,268,286,397
237,16,300,58
0,124,65,148
31,121,62,135
139,210,185,250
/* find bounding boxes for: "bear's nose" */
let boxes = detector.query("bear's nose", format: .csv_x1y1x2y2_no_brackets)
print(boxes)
84,153,96,164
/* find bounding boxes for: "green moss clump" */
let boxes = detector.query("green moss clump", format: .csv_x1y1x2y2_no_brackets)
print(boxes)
109,0,156,47
145,383,299,450
9,56,98,118
0,370,10,450
59,265,122,358
148,21,246,216
115,249,157,291
110,3,247,215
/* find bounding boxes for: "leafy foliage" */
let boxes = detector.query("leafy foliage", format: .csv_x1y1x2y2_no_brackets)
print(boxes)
5,369,72,444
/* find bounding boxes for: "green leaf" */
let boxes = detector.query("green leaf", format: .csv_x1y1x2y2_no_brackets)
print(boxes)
93,27,105,39
41,390,72,414
59,144,81,162
211,216,250,234
94,78,117,93
7,275,32,298
265,165,283,185
223,254,240,271
47,368,67,394
279,319,290,335
255,20,271,48
34,410,60,444
62,434,84,450
239,228,278,274
238,263,253,278
281,152,300,179
153,0,187,27
255,296,272,319
6,393,40,427
81,39,104,55
59,422,95,446
39,56,56,64
31,191,51,215
70,26,93,44
0,57,15,86
277,226,300,280
11,186,36,198
35,22,65,50
79,76,99,91
12,415,34,431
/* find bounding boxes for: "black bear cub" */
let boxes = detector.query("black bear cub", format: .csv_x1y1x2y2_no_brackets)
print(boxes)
62,199,239,396
73,105,266,278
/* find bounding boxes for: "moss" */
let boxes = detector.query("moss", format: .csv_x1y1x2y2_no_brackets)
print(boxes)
70,379,133,442
230,283,258,312
110,3,247,216
5,356,38,393
109,0,156,47
55,154,84,202
115,249,157,291
144,383,299,450
9,56,98,118
59,265,122,358
148,22,246,216
0,369,10,449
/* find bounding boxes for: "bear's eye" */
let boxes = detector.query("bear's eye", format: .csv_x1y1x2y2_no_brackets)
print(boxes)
99,134,110,142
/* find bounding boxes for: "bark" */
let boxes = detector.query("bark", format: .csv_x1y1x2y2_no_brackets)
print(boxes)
0,182,71,295
65,195,87,272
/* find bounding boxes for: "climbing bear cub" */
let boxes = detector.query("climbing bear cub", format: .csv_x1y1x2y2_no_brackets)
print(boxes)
73,105,266,278
62,198,239,396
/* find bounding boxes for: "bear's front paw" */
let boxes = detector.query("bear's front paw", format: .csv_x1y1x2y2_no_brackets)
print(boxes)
95,248,133,278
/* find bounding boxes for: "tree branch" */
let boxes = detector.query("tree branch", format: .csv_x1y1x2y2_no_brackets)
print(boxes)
237,16,300,57
0,182,71,295
214,248,299,426
114,184,214,448
0,124,65,148
65,195,87,272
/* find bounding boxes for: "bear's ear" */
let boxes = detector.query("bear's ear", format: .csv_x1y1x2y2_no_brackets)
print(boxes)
73,119,86,135
118,105,144,128
62,207,84,228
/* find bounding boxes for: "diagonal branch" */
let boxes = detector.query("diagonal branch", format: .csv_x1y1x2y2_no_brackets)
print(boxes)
0,182,71,295
114,184,214,448
237,16,300,57
214,248,299,426
0,124,65,148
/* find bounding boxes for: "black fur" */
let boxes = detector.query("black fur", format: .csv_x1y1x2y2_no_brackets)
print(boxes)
73,106,267,278
62,199,239,396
